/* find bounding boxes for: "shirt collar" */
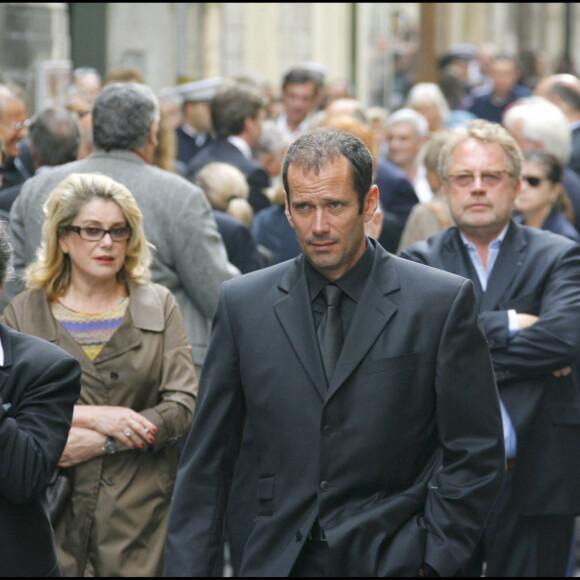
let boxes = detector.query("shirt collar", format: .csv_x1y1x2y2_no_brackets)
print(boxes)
306,238,375,303
459,223,509,251
227,136,252,160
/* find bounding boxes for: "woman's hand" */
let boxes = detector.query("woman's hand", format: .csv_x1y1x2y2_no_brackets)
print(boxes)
72,405,157,450
59,426,107,467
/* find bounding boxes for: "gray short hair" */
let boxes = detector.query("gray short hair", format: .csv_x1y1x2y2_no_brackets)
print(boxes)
92,82,160,151
405,82,450,124
29,107,81,166
254,120,290,158
0,221,14,288
439,119,523,179
386,108,429,139
503,96,571,165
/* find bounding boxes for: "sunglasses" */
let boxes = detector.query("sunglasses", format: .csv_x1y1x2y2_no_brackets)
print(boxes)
522,176,546,187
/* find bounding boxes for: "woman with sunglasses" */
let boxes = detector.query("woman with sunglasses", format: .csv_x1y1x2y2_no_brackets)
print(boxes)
2,172,197,576
515,150,580,243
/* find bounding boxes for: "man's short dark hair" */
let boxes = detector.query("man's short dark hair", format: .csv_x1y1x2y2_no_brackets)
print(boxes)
92,82,160,151
282,68,323,94
0,220,14,287
282,127,373,213
210,82,266,138
29,107,81,166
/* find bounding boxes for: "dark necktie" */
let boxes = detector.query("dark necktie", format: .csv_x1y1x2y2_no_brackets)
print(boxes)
317,284,344,382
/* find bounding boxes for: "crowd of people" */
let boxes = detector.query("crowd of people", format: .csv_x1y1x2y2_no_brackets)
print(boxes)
2,42,580,577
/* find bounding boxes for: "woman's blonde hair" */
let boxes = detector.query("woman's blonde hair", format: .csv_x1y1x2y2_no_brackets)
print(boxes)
26,172,152,300
195,162,254,225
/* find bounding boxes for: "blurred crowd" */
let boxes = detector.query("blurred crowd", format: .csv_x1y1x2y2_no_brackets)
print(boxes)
2,40,580,577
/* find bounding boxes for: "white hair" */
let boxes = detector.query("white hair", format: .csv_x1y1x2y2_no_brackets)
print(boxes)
386,108,429,139
503,96,572,165
405,83,450,123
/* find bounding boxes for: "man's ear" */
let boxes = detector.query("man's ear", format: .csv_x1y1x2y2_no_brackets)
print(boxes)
284,194,294,229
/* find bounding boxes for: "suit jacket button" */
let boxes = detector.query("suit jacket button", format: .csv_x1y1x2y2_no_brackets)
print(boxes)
323,425,334,436
110,372,119,380
320,480,329,492
295,531,302,542
105,476,115,486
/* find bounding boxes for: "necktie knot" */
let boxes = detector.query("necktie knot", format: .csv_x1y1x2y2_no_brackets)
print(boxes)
322,284,343,310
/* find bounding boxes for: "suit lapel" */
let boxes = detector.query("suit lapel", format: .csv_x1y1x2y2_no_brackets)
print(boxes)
440,229,484,306
329,249,399,397
480,221,527,311
274,257,328,401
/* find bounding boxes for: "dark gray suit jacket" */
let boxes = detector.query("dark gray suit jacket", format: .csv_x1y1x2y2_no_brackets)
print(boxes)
165,240,505,576
0,323,81,576
401,221,580,515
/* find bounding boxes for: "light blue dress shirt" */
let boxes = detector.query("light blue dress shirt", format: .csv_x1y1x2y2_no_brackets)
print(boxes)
460,226,517,459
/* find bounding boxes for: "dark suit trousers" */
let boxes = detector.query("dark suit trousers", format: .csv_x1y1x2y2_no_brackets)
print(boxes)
464,470,575,577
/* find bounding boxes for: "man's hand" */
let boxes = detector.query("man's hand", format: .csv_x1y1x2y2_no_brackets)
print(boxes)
516,313,539,330
553,367,573,378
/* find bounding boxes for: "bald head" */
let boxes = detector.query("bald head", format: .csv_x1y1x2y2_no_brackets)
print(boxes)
535,74,580,121
535,74,580,99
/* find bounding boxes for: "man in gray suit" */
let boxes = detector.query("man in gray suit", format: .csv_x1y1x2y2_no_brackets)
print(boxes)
4,82,239,372
165,128,505,577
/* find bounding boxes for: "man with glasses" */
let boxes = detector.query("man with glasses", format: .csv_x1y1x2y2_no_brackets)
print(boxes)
0,85,34,191
401,119,580,577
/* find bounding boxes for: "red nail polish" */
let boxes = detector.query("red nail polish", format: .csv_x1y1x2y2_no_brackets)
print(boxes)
132,445,136,449
152,428,157,433
149,438,155,443
141,442,145,448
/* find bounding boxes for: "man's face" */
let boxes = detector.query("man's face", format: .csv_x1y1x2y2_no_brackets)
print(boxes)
386,121,422,168
285,155,378,281
282,81,318,128
184,101,212,133
491,60,519,98
0,97,27,158
443,139,520,241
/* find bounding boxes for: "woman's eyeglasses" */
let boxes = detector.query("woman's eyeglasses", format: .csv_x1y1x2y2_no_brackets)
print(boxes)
64,226,132,242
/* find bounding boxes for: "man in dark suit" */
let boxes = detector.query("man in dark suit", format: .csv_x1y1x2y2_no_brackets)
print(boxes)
534,75,580,179
166,127,505,577
0,106,81,216
0,85,34,190
466,53,532,124
186,81,271,214
0,220,82,576
400,119,580,577
173,78,221,169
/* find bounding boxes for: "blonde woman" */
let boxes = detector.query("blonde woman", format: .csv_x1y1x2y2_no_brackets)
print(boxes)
3,172,197,576
196,162,267,272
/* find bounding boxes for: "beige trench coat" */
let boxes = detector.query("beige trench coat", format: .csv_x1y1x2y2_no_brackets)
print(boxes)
3,282,197,576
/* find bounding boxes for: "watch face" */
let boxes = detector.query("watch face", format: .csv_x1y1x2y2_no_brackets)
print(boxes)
104,437,118,454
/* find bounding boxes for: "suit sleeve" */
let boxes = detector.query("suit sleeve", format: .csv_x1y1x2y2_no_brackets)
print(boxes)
490,243,580,382
0,345,81,503
424,279,505,575
169,182,240,320
165,282,245,576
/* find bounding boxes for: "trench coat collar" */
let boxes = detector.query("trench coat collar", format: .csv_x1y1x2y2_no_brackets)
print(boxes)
274,240,400,401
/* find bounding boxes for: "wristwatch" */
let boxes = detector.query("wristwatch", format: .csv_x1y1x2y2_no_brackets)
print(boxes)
102,436,118,455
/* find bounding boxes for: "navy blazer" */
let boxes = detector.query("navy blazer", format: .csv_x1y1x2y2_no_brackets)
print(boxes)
375,157,419,227
186,138,271,214
401,220,580,515
166,240,504,576
0,323,81,577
